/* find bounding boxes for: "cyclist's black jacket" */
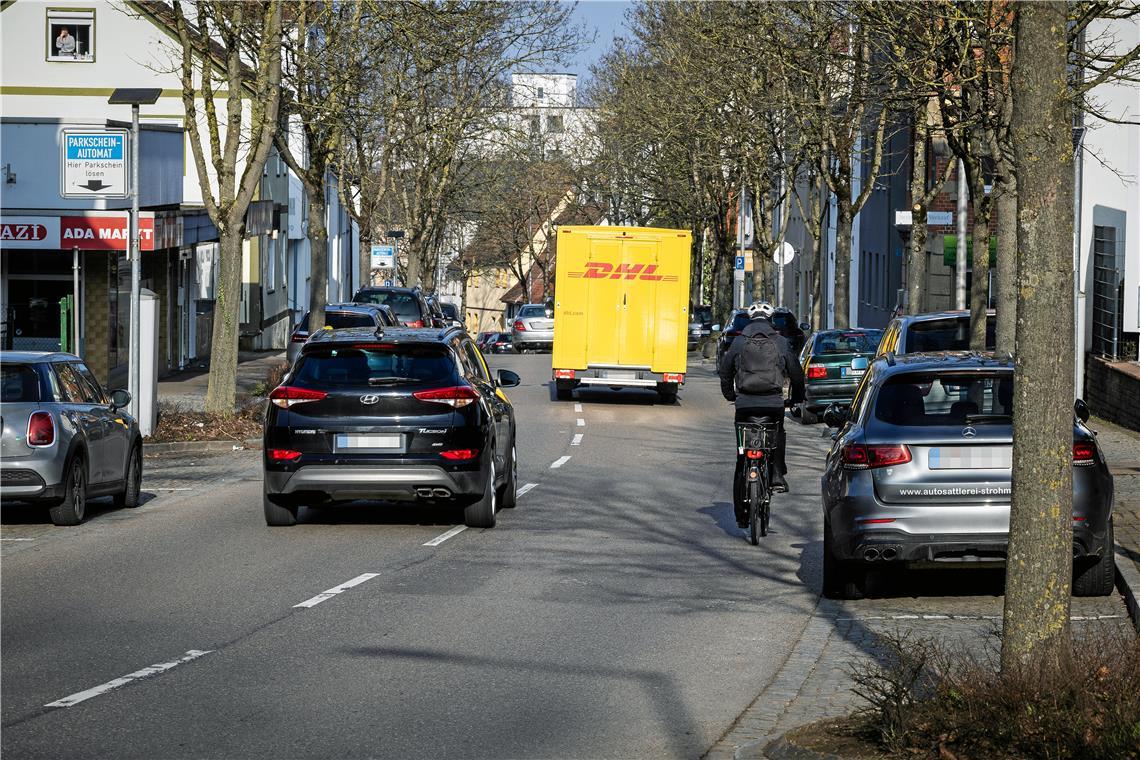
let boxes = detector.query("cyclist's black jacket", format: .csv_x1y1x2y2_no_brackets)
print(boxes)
719,319,805,411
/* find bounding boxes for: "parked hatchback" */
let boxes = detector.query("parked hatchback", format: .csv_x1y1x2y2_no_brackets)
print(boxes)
798,328,883,424
511,303,555,353
288,303,397,365
352,287,437,328
876,310,996,358
0,353,142,525
820,352,1114,599
263,326,521,528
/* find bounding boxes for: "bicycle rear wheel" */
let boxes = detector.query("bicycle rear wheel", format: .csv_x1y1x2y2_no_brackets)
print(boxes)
748,471,763,545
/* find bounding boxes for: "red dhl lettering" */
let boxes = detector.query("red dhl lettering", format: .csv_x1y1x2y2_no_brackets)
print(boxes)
567,262,677,281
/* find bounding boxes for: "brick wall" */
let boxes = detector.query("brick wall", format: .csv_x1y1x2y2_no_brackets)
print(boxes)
1085,355,1140,433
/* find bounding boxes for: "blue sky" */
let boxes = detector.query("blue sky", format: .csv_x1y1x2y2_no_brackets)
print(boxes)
567,1,631,85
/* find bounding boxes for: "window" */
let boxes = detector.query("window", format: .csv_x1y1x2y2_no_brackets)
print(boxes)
536,87,545,100
873,373,1013,427
47,8,95,61
546,115,564,133
528,115,541,134
74,363,107,403
462,340,490,382
293,345,458,387
53,363,102,404
1,365,40,403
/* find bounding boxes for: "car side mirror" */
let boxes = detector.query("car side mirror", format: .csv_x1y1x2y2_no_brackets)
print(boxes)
711,324,721,332
799,322,811,331
497,369,521,388
110,389,131,410
851,357,869,372
822,403,849,429
1074,398,1090,423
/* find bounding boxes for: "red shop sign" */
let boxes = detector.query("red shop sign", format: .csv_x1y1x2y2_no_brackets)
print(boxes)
60,215,155,251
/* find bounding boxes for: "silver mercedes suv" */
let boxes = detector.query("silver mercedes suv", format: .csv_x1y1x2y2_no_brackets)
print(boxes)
820,352,1114,599
0,352,142,525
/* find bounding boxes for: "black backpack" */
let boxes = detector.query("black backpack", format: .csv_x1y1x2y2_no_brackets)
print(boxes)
735,331,785,395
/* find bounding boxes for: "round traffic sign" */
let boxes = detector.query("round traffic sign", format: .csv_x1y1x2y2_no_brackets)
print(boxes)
773,242,796,266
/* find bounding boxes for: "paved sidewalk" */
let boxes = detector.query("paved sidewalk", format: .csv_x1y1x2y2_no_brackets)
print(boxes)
1090,417,1140,591
158,350,286,410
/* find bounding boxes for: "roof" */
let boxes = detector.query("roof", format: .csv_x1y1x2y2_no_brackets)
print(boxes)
893,309,996,325
873,351,1014,377
356,286,419,295
303,326,465,347
0,351,76,363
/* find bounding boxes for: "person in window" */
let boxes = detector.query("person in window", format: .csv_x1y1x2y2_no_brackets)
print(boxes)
56,27,76,56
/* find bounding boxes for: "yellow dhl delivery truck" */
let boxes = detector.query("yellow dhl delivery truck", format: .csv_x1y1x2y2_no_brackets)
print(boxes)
551,225,692,403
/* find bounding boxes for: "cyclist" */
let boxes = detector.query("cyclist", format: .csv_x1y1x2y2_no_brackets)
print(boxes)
719,301,805,528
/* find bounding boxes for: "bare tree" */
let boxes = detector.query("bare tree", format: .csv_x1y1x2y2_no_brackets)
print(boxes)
172,0,283,414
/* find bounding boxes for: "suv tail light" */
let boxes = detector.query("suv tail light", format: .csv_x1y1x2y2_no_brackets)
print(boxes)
807,364,827,379
440,448,479,461
1072,442,1096,466
842,444,911,470
290,332,308,343
269,386,328,408
413,385,480,408
267,448,302,462
27,411,55,446
513,321,526,331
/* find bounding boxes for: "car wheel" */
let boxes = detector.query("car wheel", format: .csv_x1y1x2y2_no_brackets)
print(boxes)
49,455,88,527
555,381,573,401
498,444,518,509
822,524,865,600
113,444,143,509
464,458,497,528
1072,518,1115,597
657,386,678,405
800,406,818,425
263,488,298,527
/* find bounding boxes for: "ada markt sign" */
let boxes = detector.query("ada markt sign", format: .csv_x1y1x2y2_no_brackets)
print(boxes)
61,129,130,198
371,243,395,269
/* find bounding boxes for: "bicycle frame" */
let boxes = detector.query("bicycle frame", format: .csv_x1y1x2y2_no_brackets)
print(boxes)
736,422,778,544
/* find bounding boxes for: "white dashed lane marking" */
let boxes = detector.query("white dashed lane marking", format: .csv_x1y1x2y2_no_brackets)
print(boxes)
423,526,467,546
1,538,34,542
550,456,572,469
293,573,380,608
516,483,538,498
45,649,213,708
576,418,585,427
574,403,583,412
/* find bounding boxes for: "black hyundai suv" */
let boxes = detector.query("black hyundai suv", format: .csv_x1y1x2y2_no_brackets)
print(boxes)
262,325,520,528
352,287,439,328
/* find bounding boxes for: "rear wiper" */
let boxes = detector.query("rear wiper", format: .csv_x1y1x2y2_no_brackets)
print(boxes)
965,413,1011,424
368,376,420,385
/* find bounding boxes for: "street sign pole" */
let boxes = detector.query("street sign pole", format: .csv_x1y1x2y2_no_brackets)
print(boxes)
72,246,80,358
130,102,140,421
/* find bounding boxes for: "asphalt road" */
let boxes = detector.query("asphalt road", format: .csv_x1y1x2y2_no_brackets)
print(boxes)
1,353,1129,759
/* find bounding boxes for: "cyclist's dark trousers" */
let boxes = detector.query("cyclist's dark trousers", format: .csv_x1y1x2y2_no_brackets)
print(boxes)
733,408,786,520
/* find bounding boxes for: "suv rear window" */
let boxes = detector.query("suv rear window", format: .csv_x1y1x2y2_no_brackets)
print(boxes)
813,331,883,355
294,345,458,387
1,365,39,402
354,291,423,322
873,372,1013,427
771,312,796,330
302,311,376,331
905,317,995,353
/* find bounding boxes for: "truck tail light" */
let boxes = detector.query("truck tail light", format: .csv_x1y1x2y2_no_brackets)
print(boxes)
269,386,328,408
842,444,911,470
267,448,302,462
1072,442,1096,466
27,412,55,446
513,321,526,331
413,385,479,408
807,364,827,379
440,448,480,461
554,369,575,380
663,373,684,384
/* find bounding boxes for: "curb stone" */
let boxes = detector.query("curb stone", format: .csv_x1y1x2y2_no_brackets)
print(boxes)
760,734,846,760
1115,544,1140,632
144,438,262,455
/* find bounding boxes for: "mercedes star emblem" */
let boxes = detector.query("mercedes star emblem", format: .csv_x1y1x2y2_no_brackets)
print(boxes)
962,426,977,438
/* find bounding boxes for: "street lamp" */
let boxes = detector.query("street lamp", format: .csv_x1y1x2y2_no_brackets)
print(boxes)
108,88,161,422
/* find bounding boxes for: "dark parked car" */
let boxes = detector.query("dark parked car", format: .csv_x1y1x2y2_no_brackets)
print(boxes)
798,328,883,424
288,303,397,365
352,287,438,328
716,307,809,372
0,352,142,525
876,310,996,358
439,301,463,327
263,326,521,528
475,331,497,350
820,352,1114,599
485,332,516,354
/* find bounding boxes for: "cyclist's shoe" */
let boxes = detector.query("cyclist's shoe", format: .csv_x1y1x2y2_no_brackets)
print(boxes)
735,511,748,529
772,473,789,493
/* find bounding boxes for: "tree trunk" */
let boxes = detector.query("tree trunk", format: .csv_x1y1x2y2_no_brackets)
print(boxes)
359,229,372,291
834,201,853,328
1001,0,1075,673
908,121,929,315
969,197,991,350
405,233,424,288
204,223,246,414
995,177,1017,353
690,223,703,308
307,187,329,335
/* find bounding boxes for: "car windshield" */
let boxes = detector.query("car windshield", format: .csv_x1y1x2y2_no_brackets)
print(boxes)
440,303,459,319
354,291,422,322
905,317,995,353
771,312,797,329
294,345,458,387
873,372,1013,427
517,305,548,318
302,311,375,331
1,365,39,402
814,330,884,355
731,312,750,331
694,306,713,323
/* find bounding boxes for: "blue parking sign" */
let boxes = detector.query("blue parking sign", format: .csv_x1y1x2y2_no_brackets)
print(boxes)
735,256,745,270
384,279,393,287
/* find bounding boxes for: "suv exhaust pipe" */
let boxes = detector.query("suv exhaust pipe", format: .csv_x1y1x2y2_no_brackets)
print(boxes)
880,547,898,561
432,488,451,499
862,547,880,562
416,488,434,499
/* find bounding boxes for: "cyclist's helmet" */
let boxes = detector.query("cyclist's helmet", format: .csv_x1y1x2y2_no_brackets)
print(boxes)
747,301,775,320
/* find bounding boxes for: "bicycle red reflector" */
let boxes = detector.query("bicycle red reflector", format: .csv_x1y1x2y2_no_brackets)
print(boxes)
267,448,302,462
842,444,911,469
27,412,55,446
440,448,479,461
554,369,575,380
1072,442,1096,465
745,450,765,460
807,365,827,379
269,386,328,408
413,385,479,407
663,373,684,384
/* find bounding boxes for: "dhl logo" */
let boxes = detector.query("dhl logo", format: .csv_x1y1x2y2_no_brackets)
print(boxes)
566,262,679,281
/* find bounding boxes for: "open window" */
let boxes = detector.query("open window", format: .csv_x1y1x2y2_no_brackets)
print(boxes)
47,8,95,62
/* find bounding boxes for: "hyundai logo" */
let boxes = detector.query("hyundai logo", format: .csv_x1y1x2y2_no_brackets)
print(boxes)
962,426,977,438
359,394,380,405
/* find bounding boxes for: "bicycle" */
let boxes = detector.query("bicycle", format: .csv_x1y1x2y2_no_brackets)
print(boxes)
736,420,780,545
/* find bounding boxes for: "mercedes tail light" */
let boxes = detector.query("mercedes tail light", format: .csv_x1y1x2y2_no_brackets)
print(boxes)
513,321,526,331
27,411,55,446
807,365,827,379
842,444,911,470
1072,442,1096,466
413,385,480,408
269,386,328,408
267,448,302,462
440,448,480,461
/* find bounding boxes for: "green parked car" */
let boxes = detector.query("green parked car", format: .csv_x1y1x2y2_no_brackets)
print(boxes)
797,328,883,424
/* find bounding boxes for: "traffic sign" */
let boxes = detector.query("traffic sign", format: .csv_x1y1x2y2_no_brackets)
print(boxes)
773,242,796,266
61,129,129,198
384,279,393,287
735,255,745,270
371,243,395,269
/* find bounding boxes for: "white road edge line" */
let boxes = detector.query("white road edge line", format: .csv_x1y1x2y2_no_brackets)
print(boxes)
516,483,539,498
571,434,584,446
423,525,467,547
0,538,34,541
45,649,213,708
576,418,585,427
550,456,571,469
149,487,194,491
574,403,583,412
293,572,381,608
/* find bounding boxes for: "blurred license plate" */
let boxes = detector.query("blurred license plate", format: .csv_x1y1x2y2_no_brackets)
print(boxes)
929,446,1011,470
842,367,865,377
336,434,401,450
